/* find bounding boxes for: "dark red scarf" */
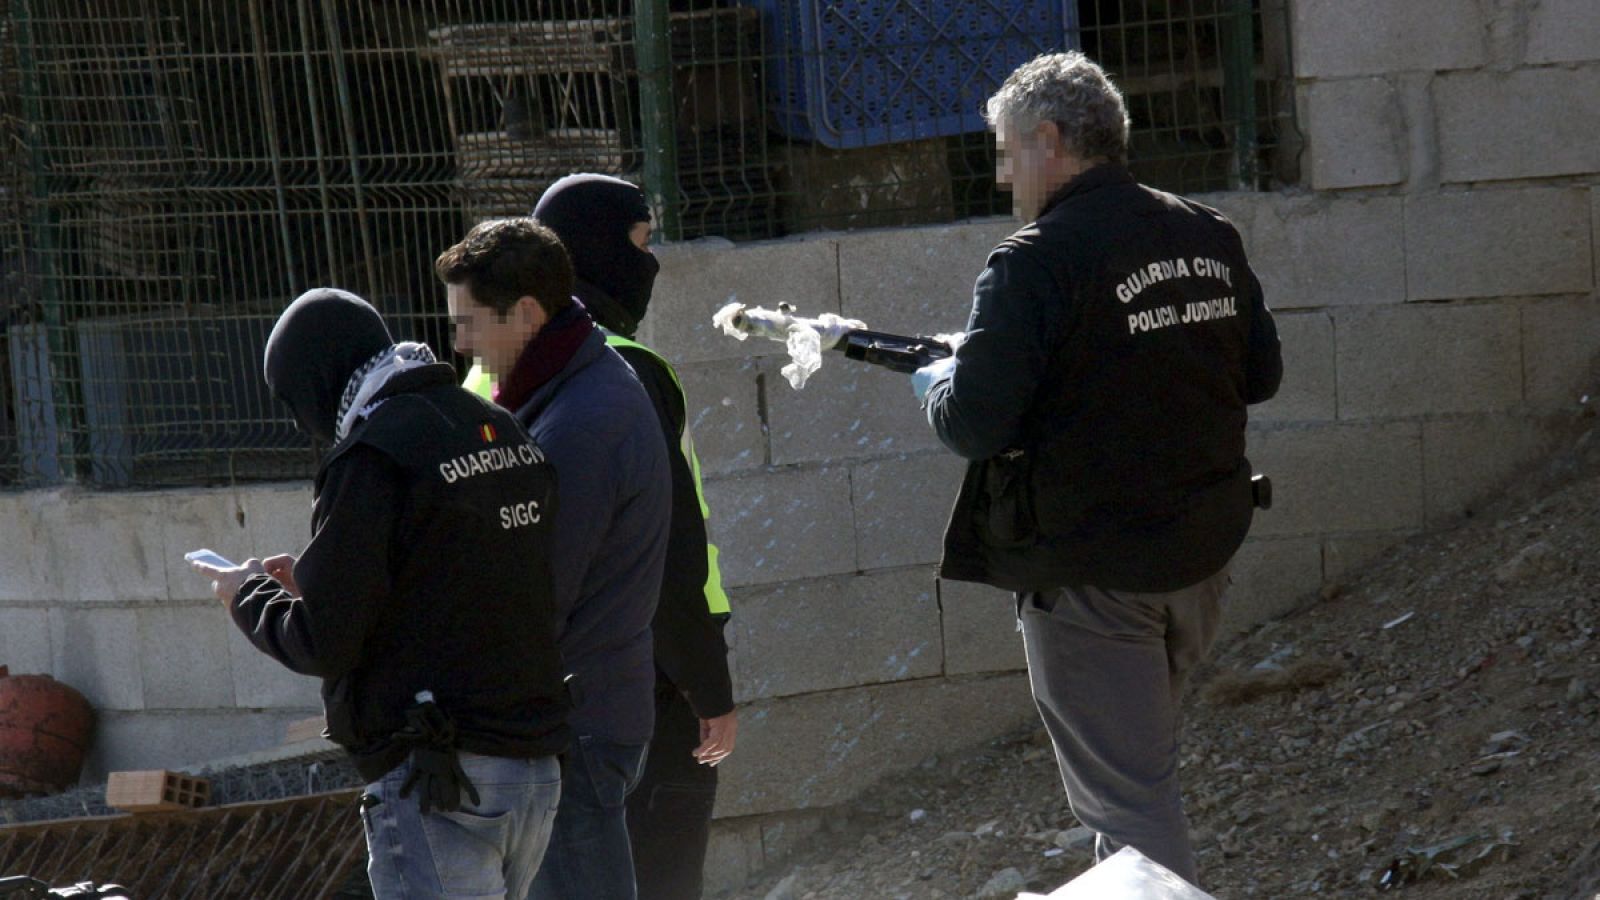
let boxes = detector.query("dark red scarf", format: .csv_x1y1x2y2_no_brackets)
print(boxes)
494,300,595,412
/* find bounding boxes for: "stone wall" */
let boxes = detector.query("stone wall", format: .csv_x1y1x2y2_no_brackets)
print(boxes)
2,0,1598,892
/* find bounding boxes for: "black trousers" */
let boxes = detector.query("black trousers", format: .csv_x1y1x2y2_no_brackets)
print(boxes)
625,682,719,900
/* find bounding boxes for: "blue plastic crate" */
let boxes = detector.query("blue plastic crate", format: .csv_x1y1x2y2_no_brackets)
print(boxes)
746,0,1079,149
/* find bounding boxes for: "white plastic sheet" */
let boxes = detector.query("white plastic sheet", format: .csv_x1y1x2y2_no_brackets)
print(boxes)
780,322,823,389
712,302,748,340
1021,847,1216,900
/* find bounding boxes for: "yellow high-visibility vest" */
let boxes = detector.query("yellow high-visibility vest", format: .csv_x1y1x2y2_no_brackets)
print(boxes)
464,346,731,617
463,363,493,399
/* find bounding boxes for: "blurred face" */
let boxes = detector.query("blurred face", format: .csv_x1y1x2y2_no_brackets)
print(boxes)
994,118,1085,222
446,282,547,379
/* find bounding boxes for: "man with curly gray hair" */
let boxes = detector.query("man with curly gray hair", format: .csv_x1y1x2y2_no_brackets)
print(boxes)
914,51,1282,887
982,50,1131,220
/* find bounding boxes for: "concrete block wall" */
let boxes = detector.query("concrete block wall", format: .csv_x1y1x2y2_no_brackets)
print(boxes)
0,484,321,781
1265,0,1600,631
3,1,1597,892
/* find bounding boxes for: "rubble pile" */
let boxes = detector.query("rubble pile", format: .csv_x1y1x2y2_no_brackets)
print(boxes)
732,424,1600,899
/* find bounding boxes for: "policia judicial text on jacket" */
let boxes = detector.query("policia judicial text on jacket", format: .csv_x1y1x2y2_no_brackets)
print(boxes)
929,163,1283,593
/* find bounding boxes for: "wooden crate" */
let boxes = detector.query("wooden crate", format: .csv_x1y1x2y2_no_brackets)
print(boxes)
426,20,623,77
105,770,210,813
457,128,625,179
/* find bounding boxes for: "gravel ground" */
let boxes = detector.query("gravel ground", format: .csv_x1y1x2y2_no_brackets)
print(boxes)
727,420,1600,900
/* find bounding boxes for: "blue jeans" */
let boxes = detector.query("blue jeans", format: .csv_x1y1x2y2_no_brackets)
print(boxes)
362,752,561,900
527,735,649,900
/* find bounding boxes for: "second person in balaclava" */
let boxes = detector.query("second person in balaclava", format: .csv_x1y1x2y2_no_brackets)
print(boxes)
534,174,739,900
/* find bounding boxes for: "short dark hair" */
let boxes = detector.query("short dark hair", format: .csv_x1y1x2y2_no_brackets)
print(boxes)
434,217,574,316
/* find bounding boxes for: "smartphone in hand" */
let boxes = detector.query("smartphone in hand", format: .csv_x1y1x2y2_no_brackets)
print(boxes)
185,548,237,570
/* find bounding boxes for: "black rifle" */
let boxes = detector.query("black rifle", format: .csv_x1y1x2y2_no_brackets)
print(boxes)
839,329,953,374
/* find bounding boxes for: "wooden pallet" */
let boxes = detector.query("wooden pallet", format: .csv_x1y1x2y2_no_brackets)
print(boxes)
427,20,623,77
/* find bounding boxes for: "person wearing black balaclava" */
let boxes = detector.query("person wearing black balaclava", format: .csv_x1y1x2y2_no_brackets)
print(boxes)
531,174,737,900
192,288,570,900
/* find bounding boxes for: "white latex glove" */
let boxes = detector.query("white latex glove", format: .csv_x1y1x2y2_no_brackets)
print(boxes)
911,355,957,403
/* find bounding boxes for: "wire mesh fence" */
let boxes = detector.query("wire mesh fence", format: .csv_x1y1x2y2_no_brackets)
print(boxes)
0,0,1296,488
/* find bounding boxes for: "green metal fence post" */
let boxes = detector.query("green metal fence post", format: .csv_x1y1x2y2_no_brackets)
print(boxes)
1221,0,1259,190
14,0,76,482
635,0,679,241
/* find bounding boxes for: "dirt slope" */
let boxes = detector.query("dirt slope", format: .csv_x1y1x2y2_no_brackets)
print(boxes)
729,422,1600,899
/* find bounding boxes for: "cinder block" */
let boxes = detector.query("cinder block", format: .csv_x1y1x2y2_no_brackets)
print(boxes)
1423,414,1569,525
0,607,52,674
756,808,829,869
677,357,766,476
137,604,235,710
1408,177,1593,283
227,623,323,710
106,769,211,812
1246,195,1406,308
938,578,1025,676
851,452,967,570
1191,193,1259,250
1528,0,1600,64
1302,78,1405,190
1323,532,1414,584
160,489,249,602
0,491,50,601
243,483,313,560
1436,69,1600,183
283,714,326,744
1522,296,1600,410
41,490,168,603
1246,422,1424,537
49,607,144,711
765,354,941,465
703,467,857,588
1251,312,1336,423
1220,538,1324,634
80,709,302,782
703,817,765,897
838,218,1015,336
715,673,1034,817
1335,303,1522,417
1291,0,1486,78
649,237,842,366
727,570,941,701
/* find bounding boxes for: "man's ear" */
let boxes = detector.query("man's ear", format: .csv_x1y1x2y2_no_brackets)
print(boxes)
516,295,549,331
1035,120,1070,160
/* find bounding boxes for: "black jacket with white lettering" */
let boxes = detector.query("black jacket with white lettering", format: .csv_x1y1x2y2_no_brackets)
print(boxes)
231,364,571,781
927,164,1282,593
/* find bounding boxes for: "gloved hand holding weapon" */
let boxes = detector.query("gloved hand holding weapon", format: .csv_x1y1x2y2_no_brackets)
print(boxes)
712,302,960,390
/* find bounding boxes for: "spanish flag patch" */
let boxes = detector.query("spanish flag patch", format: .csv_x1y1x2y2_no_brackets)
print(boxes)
480,422,497,443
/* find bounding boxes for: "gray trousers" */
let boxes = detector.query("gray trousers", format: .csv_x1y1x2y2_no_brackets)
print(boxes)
1017,568,1229,887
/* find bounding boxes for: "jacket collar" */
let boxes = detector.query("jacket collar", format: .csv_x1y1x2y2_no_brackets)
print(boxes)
1036,163,1136,220
317,362,458,475
513,327,610,424
574,277,640,338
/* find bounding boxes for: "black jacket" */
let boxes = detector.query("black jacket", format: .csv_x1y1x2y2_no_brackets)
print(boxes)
574,273,734,720
601,322,735,721
232,365,570,781
927,164,1282,593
